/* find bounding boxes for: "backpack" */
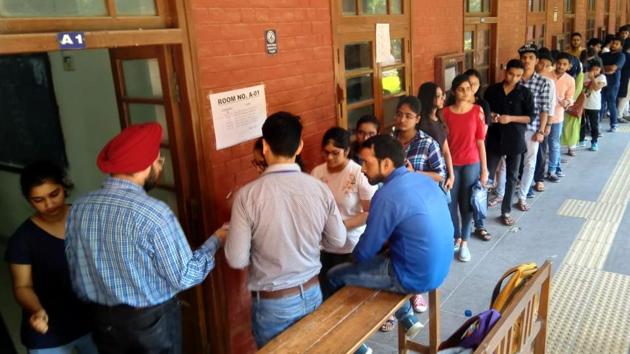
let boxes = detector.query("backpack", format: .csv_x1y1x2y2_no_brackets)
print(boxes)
439,309,501,351
490,263,538,312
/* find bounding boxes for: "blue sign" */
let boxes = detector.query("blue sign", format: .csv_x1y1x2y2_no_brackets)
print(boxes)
57,32,86,50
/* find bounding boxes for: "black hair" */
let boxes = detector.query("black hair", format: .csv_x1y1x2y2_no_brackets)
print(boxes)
417,82,449,133
570,32,582,39
612,35,625,44
445,74,471,106
588,57,603,68
587,38,602,47
619,25,630,33
396,95,421,116
360,135,405,168
253,137,263,152
463,68,483,97
262,111,303,158
604,34,615,46
356,114,381,132
20,160,73,199
623,39,630,52
506,58,525,71
253,136,305,171
556,52,573,63
321,126,351,150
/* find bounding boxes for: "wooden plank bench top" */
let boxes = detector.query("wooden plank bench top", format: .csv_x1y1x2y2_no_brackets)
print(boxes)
258,286,411,354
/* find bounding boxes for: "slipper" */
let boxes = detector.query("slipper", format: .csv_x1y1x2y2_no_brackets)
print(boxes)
534,181,545,192
380,316,396,332
516,200,530,212
473,228,492,241
488,196,503,208
501,214,515,226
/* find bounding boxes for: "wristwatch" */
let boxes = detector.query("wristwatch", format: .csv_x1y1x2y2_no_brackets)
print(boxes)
536,130,544,136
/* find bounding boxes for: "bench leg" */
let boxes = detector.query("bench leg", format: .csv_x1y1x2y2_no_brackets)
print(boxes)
398,319,407,354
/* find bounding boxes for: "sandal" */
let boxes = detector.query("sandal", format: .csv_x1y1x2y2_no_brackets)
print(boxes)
568,149,577,157
380,316,396,332
488,196,503,208
474,228,492,241
501,214,515,226
534,181,545,192
516,200,530,212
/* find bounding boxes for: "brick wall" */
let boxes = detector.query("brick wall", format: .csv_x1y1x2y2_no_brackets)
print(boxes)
497,0,527,70
411,0,463,90
188,1,336,352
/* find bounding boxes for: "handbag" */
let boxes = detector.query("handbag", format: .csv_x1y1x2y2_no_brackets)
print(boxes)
566,91,586,117
439,309,501,351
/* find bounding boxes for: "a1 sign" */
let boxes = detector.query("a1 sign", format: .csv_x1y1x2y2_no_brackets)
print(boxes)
57,32,86,50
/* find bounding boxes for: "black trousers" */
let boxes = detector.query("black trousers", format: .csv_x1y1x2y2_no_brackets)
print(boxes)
487,151,522,216
93,297,182,354
319,251,352,300
582,109,600,144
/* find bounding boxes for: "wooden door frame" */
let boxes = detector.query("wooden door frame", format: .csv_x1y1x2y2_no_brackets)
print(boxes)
0,1,228,353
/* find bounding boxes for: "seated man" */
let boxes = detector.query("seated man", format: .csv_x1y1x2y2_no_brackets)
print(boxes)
328,135,453,353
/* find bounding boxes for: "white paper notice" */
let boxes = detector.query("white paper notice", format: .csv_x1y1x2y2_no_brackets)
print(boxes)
209,84,267,150
376,23,394,65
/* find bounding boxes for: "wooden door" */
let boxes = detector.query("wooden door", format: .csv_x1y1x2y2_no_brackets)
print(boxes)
464,23,494,86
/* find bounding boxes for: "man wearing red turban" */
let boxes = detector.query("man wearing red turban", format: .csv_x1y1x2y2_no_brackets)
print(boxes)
65,122,226,354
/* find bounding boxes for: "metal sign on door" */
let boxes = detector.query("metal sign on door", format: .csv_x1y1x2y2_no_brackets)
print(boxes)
265,29,278,55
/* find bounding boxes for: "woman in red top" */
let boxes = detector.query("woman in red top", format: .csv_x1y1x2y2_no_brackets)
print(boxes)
443,75,488,262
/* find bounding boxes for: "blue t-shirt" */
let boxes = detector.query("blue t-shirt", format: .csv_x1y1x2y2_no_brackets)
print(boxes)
601,51,626,88
353,167,453,293
4,219,92,349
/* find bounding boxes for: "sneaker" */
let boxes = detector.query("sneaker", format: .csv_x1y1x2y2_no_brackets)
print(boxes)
399,316,424,338
526,188,535,199
556,170,565,177
590,142,599,151
546,174,560,183
453,241,460,253
411,294,428,313
458,243,471,262
355,343,373,354
577,141,588,148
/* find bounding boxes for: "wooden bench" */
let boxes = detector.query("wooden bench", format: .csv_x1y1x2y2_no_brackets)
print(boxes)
258,286,414,353
400,260,552,354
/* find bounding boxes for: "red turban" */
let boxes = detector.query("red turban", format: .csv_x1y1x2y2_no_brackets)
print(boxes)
97,122,163,174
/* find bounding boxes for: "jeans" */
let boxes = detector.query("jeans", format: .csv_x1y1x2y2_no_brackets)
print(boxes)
601,85,620,128
29,334,98,354
547,122,563,174
252,284,322,348
488,152,521,216
93,298,182,354
584,109,600,143
449,163,480,241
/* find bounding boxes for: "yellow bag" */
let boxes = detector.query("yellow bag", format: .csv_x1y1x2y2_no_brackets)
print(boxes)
490,263,538,313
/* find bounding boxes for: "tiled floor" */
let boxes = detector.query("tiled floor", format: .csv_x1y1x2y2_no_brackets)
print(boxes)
1,129,629,354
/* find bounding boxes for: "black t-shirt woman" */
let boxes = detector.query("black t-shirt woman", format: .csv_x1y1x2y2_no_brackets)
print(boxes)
4,161,96,352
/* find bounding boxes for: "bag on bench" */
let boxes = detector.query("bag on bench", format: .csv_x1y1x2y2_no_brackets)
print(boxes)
491,263,538,312
438,309,501,351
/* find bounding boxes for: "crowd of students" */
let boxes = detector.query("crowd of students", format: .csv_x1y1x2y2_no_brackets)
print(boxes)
5,25,630,354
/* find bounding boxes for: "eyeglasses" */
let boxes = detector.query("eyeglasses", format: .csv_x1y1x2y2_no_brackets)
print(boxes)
251,159,267,170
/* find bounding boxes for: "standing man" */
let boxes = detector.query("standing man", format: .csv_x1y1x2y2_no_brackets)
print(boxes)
328,134,453,352
65,122,227,354
224,112,346,348
510,44,552,212
600,36,626,132
484,59,534,226
567,32,586,59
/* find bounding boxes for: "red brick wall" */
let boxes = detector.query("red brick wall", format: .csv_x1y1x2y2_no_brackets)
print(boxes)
497,0,527,70
188,1,336,352
411,0,463,90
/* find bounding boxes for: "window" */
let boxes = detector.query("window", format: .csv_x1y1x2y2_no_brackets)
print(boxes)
464,0,496,87
466,0,492,14
528,0,546,12
527,24,546,48
586,0,596,39
563,0,575,47
333,0,411,131
0,0,157,17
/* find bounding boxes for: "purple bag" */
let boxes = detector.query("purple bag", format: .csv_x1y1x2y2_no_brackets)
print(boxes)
440,309,501,350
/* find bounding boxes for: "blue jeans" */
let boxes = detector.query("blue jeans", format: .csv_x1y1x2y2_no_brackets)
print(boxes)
252,284,322,348
327,255,415,324
547,122,563,173
450,163,480,241
29,334,98,354
601,85,620,128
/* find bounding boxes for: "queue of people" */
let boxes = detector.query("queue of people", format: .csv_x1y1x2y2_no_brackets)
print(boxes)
5,26,630,354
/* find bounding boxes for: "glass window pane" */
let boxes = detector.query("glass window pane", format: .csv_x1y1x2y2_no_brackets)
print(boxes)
390,39,403,63
468,0,482,12
390,0,402,14
477,50,489,66
148,188,178,215
478,30,489,48
0,0,107,17
464,32,474,51
382,67,404,96
362,0,386,14
345,42,372,71
115,0,157,16
342,0,356,15
159,148,175,186
122,59,163,98
383,98,399,128
465,53,474,69
346,74,373,104
479,69,489,86
348,105,374,133
483,0,491,12
128,104,169,144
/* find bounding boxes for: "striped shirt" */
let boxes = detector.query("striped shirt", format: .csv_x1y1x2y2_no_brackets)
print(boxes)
402,130,446,180
521,72,553,132
65,177,220,307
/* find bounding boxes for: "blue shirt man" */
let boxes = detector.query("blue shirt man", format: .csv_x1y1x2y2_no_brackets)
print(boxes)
601,37,627,130
328,134,453,346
